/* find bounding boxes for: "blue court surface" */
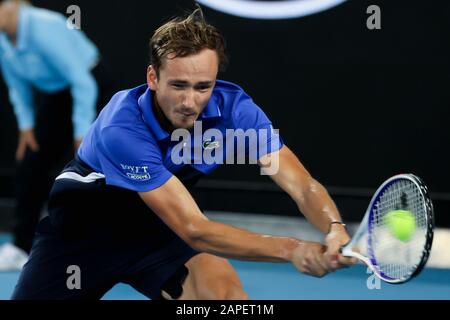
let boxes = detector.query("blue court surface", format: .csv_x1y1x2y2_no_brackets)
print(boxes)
1,260,450,300
1,233,450,300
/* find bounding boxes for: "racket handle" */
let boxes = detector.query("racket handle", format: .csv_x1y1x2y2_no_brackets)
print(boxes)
339,240,351,255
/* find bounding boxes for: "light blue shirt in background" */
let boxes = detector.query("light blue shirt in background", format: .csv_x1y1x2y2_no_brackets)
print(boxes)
0,4,99,139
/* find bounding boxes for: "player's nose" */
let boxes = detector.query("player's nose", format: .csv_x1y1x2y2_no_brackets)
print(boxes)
182,89,196,109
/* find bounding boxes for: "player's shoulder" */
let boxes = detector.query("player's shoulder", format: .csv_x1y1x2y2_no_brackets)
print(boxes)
101,85,147,126
213,80,251,101
214,79,246,93
213,80,273,131
97,85,159,150
213,80,256,117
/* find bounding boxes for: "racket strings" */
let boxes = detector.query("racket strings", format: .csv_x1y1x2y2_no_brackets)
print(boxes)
370,179,427,281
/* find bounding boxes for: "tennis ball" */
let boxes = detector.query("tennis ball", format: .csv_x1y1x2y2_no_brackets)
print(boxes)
384,210,416,242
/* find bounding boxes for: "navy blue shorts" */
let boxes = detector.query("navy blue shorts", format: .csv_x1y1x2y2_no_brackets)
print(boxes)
11,157,199,300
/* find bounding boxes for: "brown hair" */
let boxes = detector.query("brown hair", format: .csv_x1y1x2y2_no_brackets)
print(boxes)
150,6,228,76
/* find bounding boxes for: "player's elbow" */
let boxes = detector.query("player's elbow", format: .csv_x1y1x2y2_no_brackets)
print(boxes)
181,220,211,251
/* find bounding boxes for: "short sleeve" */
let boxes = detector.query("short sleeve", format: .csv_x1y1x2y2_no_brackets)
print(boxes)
97,126,173,192
232,92,284,161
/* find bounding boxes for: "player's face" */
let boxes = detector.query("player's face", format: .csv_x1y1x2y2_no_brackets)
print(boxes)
147,48,218,129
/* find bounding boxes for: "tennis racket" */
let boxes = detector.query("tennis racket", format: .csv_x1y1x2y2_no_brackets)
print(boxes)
340,174,434,284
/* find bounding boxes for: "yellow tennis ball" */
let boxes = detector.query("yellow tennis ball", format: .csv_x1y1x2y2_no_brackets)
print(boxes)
384,210,416,242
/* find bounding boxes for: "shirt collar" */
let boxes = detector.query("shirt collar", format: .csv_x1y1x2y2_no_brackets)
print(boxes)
138,87,170,141
138,86,223,141
200,93,222,119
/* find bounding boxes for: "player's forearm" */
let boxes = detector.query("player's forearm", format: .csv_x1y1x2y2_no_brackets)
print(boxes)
268,146,343,234
188,220,301,263
294,178,343,234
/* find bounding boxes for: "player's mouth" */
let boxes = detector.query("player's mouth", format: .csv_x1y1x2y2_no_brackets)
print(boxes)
177,110,197,117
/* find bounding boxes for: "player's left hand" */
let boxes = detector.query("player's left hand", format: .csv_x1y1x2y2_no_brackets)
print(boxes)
324,223,357,270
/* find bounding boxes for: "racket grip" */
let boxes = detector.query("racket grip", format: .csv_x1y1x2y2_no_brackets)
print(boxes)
339,240,351,255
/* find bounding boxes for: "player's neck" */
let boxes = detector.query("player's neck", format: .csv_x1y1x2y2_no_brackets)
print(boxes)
152,92,175,134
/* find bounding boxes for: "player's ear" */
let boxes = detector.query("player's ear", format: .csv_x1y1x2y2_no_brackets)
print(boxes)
147,65,158,90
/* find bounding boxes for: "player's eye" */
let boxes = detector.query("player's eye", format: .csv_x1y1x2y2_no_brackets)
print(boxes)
172,83,186,89
195,85,211,92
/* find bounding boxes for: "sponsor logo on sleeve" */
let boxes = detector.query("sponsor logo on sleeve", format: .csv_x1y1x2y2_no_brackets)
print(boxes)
120,164,151,181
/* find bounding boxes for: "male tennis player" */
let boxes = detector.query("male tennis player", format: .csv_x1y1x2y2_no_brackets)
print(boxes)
11,7,355,300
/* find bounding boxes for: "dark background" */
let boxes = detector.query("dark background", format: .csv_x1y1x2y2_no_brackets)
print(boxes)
1,0,449,226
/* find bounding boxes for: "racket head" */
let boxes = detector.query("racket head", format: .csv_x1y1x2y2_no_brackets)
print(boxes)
342,174,434,284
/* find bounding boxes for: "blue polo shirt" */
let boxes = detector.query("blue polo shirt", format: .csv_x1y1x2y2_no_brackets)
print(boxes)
78,80,283,192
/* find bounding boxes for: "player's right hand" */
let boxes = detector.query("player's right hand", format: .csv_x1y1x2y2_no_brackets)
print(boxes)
16,129,40,162
291,241,332,278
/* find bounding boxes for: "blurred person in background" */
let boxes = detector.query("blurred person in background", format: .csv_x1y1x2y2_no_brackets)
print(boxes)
0,0,114,270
